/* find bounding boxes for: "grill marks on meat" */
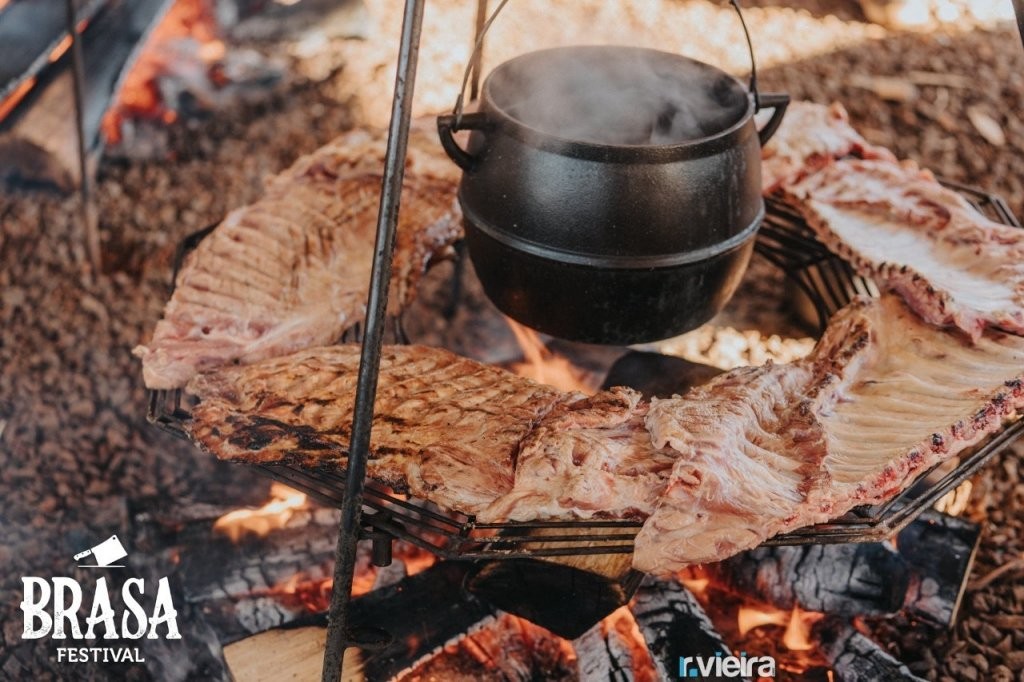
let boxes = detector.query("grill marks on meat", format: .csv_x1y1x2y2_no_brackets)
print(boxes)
133,125,461,389
186,345,570,515
789,158,1024,340
478,388,677,523
633,294,1024,574
761,102,895,194
184,299,1024,566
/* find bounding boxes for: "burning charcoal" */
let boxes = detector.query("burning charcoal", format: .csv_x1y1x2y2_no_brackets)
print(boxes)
573,615,641,682
897,510,982,628
817,619,926,681
466,558,643,640
0,0,171,191
406,613,577,681
706,542,910,617
347,562,496,681
631,576,737,681
602,351,724,399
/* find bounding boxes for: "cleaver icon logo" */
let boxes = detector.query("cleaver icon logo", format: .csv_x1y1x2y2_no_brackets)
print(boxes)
72,535,128,568
21,534,181,664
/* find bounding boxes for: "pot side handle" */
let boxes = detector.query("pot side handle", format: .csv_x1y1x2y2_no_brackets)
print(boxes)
755,93,790,146
437,112,490,172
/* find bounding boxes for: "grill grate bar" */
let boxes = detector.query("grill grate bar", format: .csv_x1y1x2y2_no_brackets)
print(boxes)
148,180,1024,558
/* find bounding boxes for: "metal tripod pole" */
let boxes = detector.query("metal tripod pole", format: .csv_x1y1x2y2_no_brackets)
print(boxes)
320,0,426,679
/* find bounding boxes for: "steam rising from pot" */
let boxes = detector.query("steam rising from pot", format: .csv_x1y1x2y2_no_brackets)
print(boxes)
488,47,749,146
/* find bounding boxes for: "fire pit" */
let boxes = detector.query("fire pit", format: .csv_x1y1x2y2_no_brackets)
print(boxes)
4,1,1024,681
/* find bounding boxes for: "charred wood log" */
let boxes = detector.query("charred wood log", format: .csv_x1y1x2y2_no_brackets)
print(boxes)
574,622,638,682
221,563,497,681
897,510,981,628
706,542,910,617
0,0,107,100
704,513,976,627
142,598,232,682
466,555,643,640
404,613,577,682
345,561,497,681
602,350,724,399
0,0,171,190
631,576,743,682
177,509,340,605
574,608,658,682
817,619,926,682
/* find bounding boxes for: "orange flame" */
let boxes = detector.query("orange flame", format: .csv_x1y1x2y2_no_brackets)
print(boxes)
737,605,790,637
737,604,824,651
213,482,308,542
934,479,972,516
600,607,658,682
782,606,825,651
101,0,224,143
506,318,593,393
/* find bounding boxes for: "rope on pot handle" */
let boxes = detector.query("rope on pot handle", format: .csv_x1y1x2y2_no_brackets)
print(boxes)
729,0,761,110
453,0,511,128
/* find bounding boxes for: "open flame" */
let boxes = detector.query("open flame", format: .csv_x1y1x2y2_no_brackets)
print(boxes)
265,541,438,613
737,604,824,651
101,0,225,144
600,607,658,682
213,482,308,542
782,606,825,651
934,479,973,516
506,318,594,393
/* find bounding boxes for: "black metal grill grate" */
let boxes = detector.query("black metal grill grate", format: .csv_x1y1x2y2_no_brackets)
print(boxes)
147,179,1024,557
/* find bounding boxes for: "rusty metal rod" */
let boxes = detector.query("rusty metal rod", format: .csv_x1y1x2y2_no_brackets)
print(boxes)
64,0,101,274
469,0,488,101
320,0,426,679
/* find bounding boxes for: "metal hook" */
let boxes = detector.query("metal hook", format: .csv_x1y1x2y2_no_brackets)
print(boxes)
729,0,760,110
453,0,510,126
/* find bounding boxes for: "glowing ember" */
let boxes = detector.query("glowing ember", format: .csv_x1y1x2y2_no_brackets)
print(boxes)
213,482,308,542
48,35,73,62
101,0,224,144
506,318,594,393
0,78,36,124
273,573,336,612
268,541,437,612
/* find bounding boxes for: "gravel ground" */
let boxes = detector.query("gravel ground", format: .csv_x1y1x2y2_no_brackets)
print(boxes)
1,1,1023,679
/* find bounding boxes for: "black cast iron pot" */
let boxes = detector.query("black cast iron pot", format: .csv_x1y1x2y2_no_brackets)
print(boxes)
438,41,788,344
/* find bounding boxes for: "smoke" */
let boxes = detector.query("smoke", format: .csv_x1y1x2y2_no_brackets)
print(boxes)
489,48,748,146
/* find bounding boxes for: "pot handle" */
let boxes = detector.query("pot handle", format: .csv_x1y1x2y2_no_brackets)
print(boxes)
437,112,491,172
447,0,510,127
755,93,790,146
